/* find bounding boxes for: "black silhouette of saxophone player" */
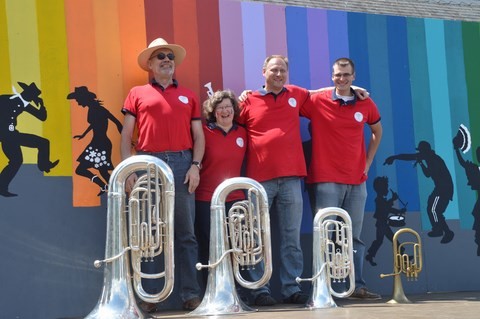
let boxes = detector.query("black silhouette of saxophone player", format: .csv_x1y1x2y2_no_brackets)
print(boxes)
384,140,454,244
452,130,480,255
0,82,59,197
67,86,122,196
366,176,406,266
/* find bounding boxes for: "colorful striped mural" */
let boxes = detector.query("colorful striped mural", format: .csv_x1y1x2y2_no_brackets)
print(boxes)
0,0,479,232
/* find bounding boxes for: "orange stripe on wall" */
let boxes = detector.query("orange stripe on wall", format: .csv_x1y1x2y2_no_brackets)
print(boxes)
173,0,201,99
118,0,148,96
65,0,100,206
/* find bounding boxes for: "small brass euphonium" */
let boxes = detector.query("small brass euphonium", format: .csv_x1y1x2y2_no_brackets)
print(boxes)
190,177,272,316
380,228,423,304
296,207,355,309
85,155,175,319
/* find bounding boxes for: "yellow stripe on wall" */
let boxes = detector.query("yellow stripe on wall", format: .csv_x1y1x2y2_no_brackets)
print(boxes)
5,0,41,163
0,0,11,93
36,0,72,176
0,0,11,167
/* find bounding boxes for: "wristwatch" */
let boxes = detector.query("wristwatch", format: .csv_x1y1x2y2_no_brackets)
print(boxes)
192,161,202,170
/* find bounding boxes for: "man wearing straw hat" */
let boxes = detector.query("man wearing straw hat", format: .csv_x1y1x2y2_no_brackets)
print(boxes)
121,38,205,312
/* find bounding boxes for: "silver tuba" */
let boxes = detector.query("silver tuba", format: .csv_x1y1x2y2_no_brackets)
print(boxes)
296,207,355,309
189,177,272,316
85,155,175,319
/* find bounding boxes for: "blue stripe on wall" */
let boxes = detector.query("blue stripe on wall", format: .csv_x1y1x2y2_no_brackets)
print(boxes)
327,10,349,64
425,19,459,219
285,6,310,88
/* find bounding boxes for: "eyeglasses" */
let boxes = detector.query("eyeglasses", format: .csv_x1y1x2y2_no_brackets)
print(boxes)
216,105,233,111
333,73,353,78
152,52,175,61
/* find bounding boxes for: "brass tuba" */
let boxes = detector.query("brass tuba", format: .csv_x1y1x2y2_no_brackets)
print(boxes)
380,228,422,304
296,207,355,309
85,155,175,319
189,177,272,316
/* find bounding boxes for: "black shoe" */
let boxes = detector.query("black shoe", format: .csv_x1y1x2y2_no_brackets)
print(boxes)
283,291,309,304
254,293,277,306
441,230,454,244
348,287,381,300
0,189,18,197
42,159,60,173
428,229,443,237
365,254,377,266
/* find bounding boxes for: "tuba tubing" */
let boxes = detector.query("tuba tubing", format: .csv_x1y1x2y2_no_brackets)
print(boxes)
85,155,175,319
189,177,272,316
296,207,355,309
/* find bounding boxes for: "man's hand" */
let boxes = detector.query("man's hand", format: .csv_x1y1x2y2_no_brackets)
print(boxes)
184,165,200,193
125,173,138,194
238,90,253,102
351,85,370,100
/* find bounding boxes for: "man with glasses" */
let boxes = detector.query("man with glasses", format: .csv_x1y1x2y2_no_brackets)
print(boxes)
121,37,205,312
300,57,383,300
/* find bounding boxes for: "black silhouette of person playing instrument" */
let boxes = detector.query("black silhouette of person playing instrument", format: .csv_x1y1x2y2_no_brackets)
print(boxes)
67,86,122,196
366,176,406,266
453,128,480,255
384,140,454,244
0,82,59,197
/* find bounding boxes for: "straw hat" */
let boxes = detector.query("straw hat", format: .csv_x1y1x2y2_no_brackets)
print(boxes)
137,38,186,71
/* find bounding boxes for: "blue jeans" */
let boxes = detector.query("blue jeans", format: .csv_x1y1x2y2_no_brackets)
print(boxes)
312,182,367,289
250,177,304,299
140,150,200,302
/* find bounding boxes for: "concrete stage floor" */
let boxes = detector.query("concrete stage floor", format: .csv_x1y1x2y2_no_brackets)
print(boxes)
150,291,480,319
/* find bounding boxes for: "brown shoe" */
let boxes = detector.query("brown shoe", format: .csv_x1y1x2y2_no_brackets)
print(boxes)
183,297,201,310
139,301,157,313
348,287,381,300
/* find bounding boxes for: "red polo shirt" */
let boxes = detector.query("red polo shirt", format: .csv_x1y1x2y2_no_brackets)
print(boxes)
196,122,247,202
122,81,201,152
238,85,309,182
300,89,381,185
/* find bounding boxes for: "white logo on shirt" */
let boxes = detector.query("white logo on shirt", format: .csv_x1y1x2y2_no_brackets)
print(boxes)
288,98,297,107
178,95,189,104
236,137,244,148
354,112,363,122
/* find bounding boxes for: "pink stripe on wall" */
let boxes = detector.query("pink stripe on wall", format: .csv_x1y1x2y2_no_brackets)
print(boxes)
219,0,245,96
241,2,266,90
264,4,287,57
308,9,331,88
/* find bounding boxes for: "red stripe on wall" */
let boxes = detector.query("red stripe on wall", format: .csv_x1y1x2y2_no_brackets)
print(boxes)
197,0,223,101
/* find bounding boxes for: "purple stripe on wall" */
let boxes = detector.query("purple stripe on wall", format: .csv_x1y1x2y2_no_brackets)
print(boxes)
264,4,288,56
308,8,331,88
242,1,266,90
219,0,245,96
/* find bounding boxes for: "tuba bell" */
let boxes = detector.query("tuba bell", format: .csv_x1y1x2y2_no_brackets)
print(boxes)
296,207,355,309
189,177,272,316
380,228,422,304
85,155,175,319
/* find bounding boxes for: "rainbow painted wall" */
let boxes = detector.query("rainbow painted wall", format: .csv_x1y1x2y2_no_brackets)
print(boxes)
1,0,480,317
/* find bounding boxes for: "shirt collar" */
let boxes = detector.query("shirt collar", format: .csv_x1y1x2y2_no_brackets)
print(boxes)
331,88,357,106
257,86,287,96
207,121,239,135
151,78,178,91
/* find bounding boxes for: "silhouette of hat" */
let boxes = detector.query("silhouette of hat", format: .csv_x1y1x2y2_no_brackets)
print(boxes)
18,82,41,101
67,86,97,101
137,38,186,71
416,141,432,153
